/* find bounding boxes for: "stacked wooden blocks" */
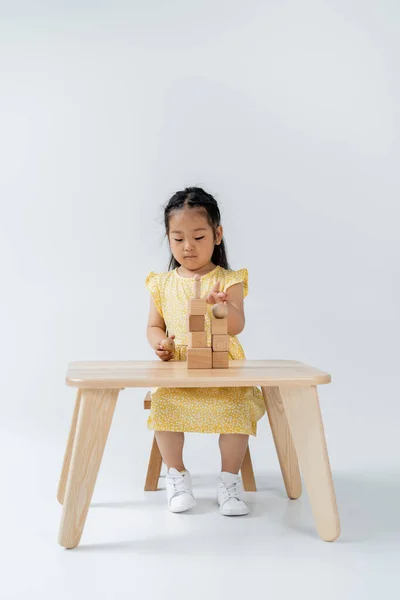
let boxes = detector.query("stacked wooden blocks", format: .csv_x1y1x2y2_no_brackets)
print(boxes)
211,302,229,368
187,275,229,369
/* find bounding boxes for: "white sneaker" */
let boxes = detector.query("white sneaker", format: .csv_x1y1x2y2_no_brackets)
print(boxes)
166,468,196,513
217,472,250,516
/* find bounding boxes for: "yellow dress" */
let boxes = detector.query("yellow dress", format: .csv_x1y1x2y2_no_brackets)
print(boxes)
145,265,266,436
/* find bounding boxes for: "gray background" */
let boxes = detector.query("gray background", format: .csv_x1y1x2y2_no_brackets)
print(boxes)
1,1,399,598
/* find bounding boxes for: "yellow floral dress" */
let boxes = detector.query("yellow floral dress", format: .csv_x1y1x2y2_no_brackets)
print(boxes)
145,265,266,436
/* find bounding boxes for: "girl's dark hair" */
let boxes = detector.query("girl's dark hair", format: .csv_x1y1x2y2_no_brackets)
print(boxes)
164,187,231,271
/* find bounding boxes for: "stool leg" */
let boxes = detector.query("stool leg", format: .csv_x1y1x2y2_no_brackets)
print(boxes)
57,390,82,504
262,386,302,499
241,445,256,491
280,385,341,542
144,435,163,491
58,388,119,549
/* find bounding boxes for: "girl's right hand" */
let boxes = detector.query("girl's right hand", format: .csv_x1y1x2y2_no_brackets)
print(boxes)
154,335,176,361
206,281,229,305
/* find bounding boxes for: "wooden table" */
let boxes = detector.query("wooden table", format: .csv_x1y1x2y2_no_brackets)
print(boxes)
57,359,340,548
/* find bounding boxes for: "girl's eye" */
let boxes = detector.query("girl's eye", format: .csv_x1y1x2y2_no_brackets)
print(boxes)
173,237,204,242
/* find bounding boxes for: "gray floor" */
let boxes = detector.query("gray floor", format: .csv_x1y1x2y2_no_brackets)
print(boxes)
2,429,400,600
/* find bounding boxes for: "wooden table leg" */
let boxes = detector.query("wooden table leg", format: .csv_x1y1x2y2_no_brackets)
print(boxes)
262,386,302,499
279,385,341,542
57,389,82,504
58,388,119,549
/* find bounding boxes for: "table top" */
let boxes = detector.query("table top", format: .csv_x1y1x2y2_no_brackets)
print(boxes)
66,359,331,388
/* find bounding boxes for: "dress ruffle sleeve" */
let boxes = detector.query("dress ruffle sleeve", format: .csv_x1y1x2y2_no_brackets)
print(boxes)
224,268,249,298
145,271,163,318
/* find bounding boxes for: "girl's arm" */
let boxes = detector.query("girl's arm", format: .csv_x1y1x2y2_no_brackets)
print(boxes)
146,296,167,348
207,282,245,336
224,282,245,336
146,296,175,360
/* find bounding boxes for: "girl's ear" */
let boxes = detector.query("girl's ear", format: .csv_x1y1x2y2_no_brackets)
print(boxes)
216,225,223,244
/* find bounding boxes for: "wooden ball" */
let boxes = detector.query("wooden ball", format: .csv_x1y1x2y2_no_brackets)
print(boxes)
212,303,228,319
161,338,175,352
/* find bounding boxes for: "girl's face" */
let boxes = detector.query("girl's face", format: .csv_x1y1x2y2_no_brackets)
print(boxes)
168,208,223,271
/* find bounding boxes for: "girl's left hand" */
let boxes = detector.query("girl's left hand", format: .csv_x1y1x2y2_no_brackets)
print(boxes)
205,281,228,305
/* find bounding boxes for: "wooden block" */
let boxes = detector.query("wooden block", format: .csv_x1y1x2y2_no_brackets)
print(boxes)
187,348,212,369
212,351,229,368
211,316,228,335
212,334,229,352
188,298,207,315
188,315,205,332
212,303,228,319
194,278,201,299
188,332,208,348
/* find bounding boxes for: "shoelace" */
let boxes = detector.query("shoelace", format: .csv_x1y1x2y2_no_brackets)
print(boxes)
220,480,241,503
170,475,189,497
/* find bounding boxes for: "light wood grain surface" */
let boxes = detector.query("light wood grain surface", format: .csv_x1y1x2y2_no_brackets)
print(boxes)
66,359,331,389
57,389,82,504
58,362,340,545
279,385,341,542
262,386,302,499
58,389,119,549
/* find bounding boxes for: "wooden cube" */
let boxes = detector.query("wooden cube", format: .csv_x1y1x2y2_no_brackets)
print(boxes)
187,315,205,332
212,334,229,352
188,331,207,348
212,351,229,368
211,316,228,335
187,347,212,369
188,298,207,315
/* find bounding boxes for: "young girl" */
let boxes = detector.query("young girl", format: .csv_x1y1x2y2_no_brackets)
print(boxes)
145,187,265,516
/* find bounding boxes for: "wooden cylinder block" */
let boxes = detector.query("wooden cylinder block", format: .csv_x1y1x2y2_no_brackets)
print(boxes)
194,274,201,299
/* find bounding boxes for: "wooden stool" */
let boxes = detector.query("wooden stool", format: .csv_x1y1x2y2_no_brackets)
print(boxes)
143,391,256,492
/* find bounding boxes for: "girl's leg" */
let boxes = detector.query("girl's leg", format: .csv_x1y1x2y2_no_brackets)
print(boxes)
155,431,185,471
155,431,195,513
218,433,250,516
219,433,249,474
